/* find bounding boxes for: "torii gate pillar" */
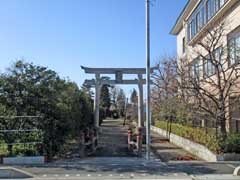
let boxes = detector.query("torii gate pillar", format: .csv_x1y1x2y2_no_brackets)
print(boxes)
94,74,101,128
138,74,144,127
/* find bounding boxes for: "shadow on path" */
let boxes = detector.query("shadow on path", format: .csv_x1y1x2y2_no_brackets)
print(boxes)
92,119,136,157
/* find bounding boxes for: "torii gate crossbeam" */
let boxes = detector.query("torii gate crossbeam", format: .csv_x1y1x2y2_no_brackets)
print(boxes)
81,66,157,129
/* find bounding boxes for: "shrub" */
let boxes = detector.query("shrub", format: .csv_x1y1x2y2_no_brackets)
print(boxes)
155,121,220,153
155,120,240,154
0,61,94,159
220,133,240,153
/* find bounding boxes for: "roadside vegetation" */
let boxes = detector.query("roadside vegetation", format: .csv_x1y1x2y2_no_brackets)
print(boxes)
0,60,93,159
0,60,129,159
152,56,240,154
151,21,240,154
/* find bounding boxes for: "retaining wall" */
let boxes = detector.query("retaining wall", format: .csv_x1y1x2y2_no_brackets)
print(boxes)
2,156,45,165
151,126,240,162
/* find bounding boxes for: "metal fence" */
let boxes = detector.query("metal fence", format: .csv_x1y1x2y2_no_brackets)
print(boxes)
0,116,43,157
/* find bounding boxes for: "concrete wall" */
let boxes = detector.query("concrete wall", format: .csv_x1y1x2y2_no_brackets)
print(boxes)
176,28,186,59
3,156,45,165
151,126,240,162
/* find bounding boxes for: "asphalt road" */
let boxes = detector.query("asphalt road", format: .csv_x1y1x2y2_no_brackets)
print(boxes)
1,119,239,179
10,157,239,179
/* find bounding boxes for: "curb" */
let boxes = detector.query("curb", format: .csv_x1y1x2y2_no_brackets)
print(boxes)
0,167,34,179
233,166,240,176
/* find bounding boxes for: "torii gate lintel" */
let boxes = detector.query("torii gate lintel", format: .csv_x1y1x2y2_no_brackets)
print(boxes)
81,66,157,129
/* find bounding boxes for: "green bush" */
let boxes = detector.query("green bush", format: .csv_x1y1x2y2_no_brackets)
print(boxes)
155,121,220,153
0,61,94,159
220,133,240,153
0,141,8,156
155,121,240,154
13,144,38,157
0,143,40,157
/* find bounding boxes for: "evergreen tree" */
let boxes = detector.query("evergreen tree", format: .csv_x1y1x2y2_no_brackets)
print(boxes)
0,60,94,158
130,88,138,105
116,88,126,117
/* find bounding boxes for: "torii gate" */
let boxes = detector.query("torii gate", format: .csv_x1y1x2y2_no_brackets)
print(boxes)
81,66,157,129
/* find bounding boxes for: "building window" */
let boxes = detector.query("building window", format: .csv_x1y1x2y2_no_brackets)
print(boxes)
219,0,225,7
191,58,200,80
214,47,223,65
182,37,186,54
190,19,196,38
203,47,223,77
230,97,240,133
204,56,215,77
207,0,213,20
199,7,205,29
228,34,240,66
196,12,200,32
208,59,215,76
187,0,228,42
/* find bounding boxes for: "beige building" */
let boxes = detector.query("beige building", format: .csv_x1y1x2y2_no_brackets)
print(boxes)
171,0,240,132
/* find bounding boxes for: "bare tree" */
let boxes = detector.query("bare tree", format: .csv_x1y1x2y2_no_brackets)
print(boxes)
152,57,178,118
178,20,240,137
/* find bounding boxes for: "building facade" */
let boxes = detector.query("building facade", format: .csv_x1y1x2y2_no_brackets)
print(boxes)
171,0,240,132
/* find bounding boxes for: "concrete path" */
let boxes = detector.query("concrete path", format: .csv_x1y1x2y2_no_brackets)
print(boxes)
151,131,198,161
93,119,135,157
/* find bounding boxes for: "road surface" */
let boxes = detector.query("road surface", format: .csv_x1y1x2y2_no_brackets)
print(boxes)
1,119,239,180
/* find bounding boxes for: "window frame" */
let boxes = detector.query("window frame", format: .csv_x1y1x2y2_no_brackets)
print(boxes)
191,58,201,80
182,37,186,54
187,0,228,42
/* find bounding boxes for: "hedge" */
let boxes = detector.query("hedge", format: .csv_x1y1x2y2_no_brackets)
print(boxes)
155,121,220,153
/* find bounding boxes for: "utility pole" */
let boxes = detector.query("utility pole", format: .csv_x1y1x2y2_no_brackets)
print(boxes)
145,0,151,160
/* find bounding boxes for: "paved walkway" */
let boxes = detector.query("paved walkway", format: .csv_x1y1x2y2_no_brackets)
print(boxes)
93,119,135,157
151,130,198,162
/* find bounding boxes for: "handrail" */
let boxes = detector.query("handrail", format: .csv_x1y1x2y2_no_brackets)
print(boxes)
1,142,43,146
0,129,41,132
0,116,42,118
232,117,240,121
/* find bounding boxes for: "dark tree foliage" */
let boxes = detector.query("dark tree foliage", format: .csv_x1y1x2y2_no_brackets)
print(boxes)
99,77,112,121
130,89,138,105
0,61,93,158
116,88,126,117
100,85,111,109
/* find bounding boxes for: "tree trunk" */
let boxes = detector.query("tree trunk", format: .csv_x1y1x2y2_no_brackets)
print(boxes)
7,144,13,156
219,115,227,138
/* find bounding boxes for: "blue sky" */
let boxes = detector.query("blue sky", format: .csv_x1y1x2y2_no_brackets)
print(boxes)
0,0,187,96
